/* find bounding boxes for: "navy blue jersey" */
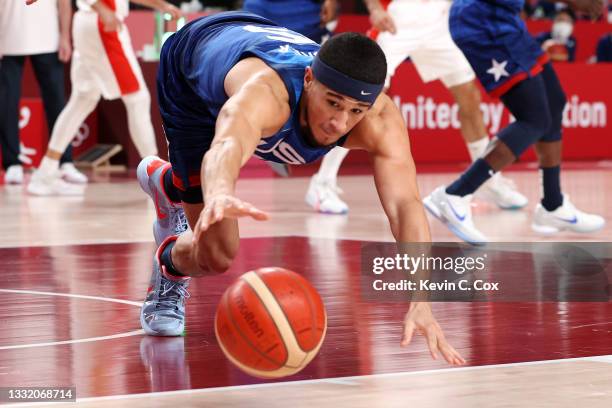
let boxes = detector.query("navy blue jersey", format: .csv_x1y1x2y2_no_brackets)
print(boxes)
449,0,546,96
242,0,327,43
157,12,348,195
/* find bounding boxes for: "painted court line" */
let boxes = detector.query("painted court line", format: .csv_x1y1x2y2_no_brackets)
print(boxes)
0,289,144,351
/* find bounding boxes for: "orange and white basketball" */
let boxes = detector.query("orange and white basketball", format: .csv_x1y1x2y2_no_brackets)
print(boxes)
215,267,327,379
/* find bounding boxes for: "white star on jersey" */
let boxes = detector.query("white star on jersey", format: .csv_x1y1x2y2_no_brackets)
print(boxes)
487,59,510,82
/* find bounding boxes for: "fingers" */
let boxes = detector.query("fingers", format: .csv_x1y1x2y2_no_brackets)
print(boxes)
195,198,269,237
425,329,440,361
438,340,466,366
403,320,466,366
400,320,416,347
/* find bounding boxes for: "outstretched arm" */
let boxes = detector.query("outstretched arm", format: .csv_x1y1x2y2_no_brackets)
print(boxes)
192,58,291,237
347,94,465,365
57,0,72,62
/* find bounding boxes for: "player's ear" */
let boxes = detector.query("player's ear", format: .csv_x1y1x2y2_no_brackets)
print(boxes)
303,67,314,89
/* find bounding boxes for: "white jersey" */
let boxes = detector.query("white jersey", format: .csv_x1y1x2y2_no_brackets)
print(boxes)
0,0,60,56
76,0,130,20
377,0,475,88
71,1,144,99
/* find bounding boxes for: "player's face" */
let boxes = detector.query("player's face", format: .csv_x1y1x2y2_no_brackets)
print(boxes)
302,68,371,147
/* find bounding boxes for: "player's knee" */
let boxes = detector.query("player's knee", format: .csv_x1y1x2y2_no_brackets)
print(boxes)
75,90,101,110
122,88,151,107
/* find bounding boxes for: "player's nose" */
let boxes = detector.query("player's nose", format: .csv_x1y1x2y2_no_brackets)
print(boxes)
329,111,349,134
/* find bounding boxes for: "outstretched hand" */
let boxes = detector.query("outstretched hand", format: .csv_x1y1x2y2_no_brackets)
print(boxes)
402,302,466,366
193,194,268,241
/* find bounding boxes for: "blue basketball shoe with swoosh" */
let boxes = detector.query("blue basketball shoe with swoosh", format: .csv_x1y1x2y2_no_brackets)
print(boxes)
423,186,487,245
137,156,189,245
532,195,605,234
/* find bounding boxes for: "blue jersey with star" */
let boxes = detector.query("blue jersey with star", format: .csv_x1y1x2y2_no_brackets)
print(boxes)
158,12,346,166
449,0,545,96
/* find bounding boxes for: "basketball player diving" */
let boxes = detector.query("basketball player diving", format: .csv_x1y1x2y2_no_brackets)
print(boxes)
138,12,465,366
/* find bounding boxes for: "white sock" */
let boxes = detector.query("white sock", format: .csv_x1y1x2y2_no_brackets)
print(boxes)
37,156,60,177
466,137,489,162
316,146,348,184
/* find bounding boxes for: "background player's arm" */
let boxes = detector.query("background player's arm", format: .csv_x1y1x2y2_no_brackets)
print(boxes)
363,0,397,34
90,1,122,32
57,0,72,62
194,59,291,232
129,0,181,19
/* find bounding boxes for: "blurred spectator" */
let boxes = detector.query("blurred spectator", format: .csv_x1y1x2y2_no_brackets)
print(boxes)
595,32,612,62
531,0,561,19
535,8,577,62
0,0,83,185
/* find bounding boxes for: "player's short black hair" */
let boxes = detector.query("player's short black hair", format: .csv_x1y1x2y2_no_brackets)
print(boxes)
317,32,387,85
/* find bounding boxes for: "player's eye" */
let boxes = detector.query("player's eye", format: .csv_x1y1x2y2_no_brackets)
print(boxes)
327,100,340,108
351,108,363,115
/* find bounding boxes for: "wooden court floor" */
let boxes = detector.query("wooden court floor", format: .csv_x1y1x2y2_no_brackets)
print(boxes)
0,166,611,407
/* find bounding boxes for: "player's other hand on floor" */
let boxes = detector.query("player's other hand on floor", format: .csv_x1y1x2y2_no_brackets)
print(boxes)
402,302,466,366
161,3,182,20
194,194,269,236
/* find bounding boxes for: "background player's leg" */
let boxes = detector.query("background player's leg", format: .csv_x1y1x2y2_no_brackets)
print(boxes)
447,80,485,146
27,89,100,195
121,89,159,158
447,74,552,197
31,52,88,184
448,80,527,209
0,56,25,184
424,74,552,244
530,63,604,234
305,147,349,214
533,63,565,211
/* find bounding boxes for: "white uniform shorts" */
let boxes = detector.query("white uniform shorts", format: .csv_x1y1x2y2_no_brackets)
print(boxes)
376,0,475,88
71,10,145,100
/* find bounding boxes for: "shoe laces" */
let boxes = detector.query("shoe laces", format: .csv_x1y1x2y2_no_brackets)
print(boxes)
157,276,190,310
170,208,189,235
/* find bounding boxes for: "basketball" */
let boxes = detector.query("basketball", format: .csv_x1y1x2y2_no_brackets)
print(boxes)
214,267,327,379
